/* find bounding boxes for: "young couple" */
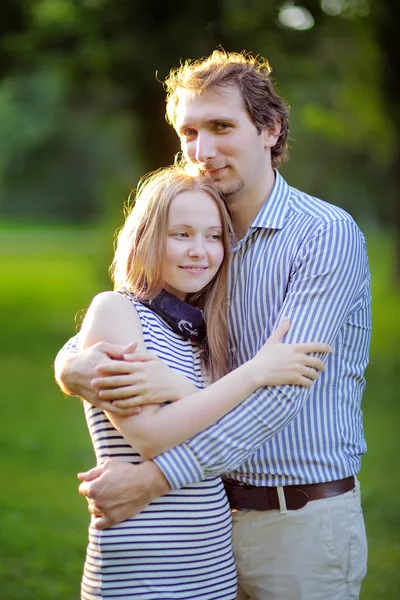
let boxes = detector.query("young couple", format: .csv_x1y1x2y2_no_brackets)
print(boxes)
55,51,371,600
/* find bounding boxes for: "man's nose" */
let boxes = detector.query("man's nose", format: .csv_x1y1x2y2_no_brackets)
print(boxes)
194,133,217,164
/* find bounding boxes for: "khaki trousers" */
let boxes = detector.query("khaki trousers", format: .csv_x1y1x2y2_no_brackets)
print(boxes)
233,479,367,600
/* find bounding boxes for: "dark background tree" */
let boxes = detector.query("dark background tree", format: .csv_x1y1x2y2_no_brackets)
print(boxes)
0,0,398,278
375,0,400,280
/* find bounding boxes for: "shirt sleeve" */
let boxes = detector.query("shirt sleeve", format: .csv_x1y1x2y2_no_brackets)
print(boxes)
154,219,371,489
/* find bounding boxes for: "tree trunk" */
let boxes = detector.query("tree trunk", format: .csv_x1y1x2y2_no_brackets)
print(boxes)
375,0,400,282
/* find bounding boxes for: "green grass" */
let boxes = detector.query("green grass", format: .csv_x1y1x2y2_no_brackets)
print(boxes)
0,227,103,599
356,231,400,599
0,225,399,599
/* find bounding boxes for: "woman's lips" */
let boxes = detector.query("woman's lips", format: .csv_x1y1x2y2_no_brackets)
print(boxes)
180,266,208,274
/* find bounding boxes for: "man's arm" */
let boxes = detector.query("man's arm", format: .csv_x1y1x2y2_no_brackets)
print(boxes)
78,220,370,526
54,334,80,396
54,335,121,399
79,291,329,460
78,460,171,530
54,334,144,414
153,219,371,489
54,333,196,411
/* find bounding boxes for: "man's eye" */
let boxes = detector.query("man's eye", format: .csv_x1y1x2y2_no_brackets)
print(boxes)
215,123,230,131
182,129,197,139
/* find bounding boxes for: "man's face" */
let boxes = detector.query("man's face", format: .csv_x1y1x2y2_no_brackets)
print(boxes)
175,85,276,203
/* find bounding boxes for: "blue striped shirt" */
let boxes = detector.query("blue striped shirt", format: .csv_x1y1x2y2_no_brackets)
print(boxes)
153,171,371,489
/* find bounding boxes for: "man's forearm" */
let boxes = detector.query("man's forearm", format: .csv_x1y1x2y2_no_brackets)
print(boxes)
78,459,172,529
54,351,80,396
54,334,80,395
54,339,149,412
155,220,371,489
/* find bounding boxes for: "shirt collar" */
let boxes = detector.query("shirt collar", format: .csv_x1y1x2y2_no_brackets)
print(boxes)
250,170,291,231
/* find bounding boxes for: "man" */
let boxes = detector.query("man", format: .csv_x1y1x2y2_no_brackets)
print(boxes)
55,50,371,600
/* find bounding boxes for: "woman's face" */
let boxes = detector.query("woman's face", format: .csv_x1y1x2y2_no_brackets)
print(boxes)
162,189,225,301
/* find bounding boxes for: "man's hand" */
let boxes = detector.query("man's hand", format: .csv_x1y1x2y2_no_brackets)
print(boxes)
91,351,197,408
55,341,141,415
77,459,171,529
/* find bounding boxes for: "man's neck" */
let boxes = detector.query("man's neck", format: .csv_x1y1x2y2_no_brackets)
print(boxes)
229,169,276,241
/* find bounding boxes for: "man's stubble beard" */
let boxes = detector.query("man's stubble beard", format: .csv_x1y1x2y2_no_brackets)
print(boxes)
194,161,245,202
212,172,245,202
220,179,245,201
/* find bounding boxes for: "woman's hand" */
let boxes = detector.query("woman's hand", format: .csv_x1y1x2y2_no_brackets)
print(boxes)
251,319,332,388
91,350,197,409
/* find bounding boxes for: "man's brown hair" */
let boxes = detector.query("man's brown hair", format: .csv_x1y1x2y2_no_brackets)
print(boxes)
165,50,290,168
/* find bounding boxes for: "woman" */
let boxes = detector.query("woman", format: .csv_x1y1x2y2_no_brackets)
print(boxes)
78,166,329,599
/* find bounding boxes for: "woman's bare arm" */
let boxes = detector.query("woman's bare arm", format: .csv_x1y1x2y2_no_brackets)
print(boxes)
79,291,330,460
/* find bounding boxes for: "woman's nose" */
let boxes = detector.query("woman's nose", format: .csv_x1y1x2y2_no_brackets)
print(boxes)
188,242,206,258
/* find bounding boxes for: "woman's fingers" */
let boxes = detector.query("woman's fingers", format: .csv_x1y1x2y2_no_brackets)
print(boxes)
296,342,332,355
299,376,313,388
122,341,138,354
267,318,290,343
303,355,326,371
302,366,319,380
96,361,134,375
98,385,142,401
92,375,137,390
124,351,159,363
112,397,145,408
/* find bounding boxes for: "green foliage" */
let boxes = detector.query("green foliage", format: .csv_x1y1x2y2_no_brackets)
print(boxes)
0,229,102,598
0,0,398,233
0,223,399,598
359,229,400,598
0,66,139,223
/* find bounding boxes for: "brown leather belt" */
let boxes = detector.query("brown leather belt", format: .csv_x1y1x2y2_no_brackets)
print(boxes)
224,476,355,511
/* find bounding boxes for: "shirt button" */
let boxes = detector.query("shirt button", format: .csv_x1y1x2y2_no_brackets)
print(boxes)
227,298,231,308
231,346,237,354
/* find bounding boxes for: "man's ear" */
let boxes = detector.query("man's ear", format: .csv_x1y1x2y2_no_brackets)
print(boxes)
263,120,281,148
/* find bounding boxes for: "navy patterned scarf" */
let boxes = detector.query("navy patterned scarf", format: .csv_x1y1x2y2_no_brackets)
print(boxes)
140,289,206,344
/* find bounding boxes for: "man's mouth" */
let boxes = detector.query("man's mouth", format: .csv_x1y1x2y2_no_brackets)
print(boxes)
205,165,228,177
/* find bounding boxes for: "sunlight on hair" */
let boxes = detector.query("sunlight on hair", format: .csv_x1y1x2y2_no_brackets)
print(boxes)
278,4,314,31
184,163,201,176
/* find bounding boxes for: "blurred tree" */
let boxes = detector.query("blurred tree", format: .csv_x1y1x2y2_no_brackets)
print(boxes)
0,0,398,269
0,0,230,223
375,0,400,279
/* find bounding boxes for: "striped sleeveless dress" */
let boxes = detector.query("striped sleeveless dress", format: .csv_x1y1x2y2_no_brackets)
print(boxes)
81,298,237,599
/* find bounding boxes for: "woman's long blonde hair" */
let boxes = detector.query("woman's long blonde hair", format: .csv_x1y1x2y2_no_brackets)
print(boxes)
111,166,232,382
